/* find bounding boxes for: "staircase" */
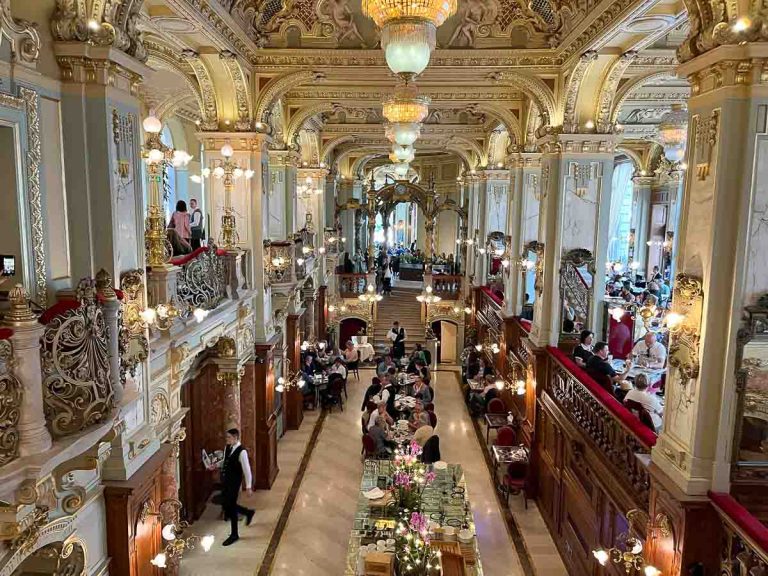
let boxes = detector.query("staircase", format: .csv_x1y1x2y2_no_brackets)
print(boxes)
373,287,426,357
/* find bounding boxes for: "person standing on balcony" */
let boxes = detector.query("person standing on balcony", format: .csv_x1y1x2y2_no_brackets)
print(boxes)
168,200,191,246
388,321,406,359
189,198,205,249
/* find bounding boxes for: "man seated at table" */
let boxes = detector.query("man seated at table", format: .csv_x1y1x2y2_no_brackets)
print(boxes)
367,401,394,431
410,376,433,404
586,342,632,391
573,330,594,367
377,355,396,378
301,354,318,383
408,400,431,431
315,345,334,366
468,374,500,415
328,357,348,380
369,415,396,457
623,374,664,432
631,331,667,369
409,345,427,365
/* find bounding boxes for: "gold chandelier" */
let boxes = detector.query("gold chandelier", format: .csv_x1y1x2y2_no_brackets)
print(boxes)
382,86,431,124
362,0,456,29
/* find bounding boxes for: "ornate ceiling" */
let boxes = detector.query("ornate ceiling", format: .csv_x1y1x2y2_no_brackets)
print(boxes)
137,0,688,173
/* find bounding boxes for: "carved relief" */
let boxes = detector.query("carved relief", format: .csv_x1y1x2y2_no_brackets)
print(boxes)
561,51,598,133
694,109,719,181
446,0,498,47
0,0,40,64
219,50,252,131
594,51,636,133
151,392,171,424
181,50,218,130
0,340,22,466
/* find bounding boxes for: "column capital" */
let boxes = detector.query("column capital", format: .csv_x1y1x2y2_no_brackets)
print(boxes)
199,132,272,152
506,153,543,168
678,43,768,95
297,166,330,179
54,43,151,96
268,149,301,167
632,175,656,187
536,132,622,156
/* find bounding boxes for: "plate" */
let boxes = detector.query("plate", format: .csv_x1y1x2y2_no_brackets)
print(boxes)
433,461,448,470
363,487,386,500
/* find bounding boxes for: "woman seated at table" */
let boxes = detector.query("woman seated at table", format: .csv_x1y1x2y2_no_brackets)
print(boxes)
367,402,394,431
328,357,348,380
413,425,434,447
409,345,427,365
410,377,433,404
369,416,396,457
377,355,396,377
408,400,431,431
315,346,334,366
573,330,594,367
343,340,358,363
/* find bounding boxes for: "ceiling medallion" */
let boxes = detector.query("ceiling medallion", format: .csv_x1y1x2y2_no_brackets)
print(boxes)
362,0,457,78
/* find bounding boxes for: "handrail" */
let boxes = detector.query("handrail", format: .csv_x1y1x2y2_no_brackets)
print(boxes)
546,346,654,506
480,286,503,307
710,491,768,563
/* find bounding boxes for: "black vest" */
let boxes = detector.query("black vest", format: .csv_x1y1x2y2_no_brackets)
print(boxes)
222,445,244,491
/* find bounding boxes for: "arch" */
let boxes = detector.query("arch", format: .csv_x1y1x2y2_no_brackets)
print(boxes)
444,145,476,171
219,50,251,130
145,52,205,120
594,51,637,132
181,50,219,130
561,50,598,132
321,135,357,165
286,102,339,145
155,93,199,122
492,71,557,125
616,146,644,173
473,103,522,143
445,136,486,167
254,69,326,125
610,71,679,126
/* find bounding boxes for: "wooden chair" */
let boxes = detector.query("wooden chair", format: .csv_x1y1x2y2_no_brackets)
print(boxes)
494,425,516,447
502,460,529,509
624,399,656,431
487,397,507,414
440,550,468,576
428,410,438,429
346,350,361,380
326,374,345,412
361,434,376,460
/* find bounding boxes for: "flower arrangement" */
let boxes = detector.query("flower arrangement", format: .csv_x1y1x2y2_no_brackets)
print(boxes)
395,511,440,575
392,442,435,511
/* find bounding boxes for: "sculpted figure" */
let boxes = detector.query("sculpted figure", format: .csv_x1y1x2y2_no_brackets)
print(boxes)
321,0,365,45
447,0,497,47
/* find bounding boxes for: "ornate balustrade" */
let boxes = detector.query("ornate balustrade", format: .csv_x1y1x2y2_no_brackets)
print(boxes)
172,245,228,311
39,278,117,438
338,273,367,298
432,275,462,300
710,492,768,575
0,332,21,466
547,346,655,507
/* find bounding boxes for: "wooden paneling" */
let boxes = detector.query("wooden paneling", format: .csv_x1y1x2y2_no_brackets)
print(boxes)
104,445,172,576
253,339,280,489
285,313,304,430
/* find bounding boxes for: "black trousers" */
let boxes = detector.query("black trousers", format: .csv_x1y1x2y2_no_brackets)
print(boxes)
223,492,253,537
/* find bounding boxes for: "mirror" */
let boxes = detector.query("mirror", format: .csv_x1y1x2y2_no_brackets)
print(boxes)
736,337,768,469
560,249,595,336
0,123,25,295
521,241,542,322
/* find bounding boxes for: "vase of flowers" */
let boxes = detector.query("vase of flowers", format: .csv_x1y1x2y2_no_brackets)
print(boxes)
395,511,440,576
392,442,435,513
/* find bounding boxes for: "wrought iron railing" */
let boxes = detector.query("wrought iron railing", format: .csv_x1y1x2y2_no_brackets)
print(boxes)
0,336,22,466
338,273,367,298
547,350,654,508
40,280,115,438
175,245,227,311
432,275,462,300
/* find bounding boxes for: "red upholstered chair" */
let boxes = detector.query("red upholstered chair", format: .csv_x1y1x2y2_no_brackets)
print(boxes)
586,368,614,394
487,398,507,414
425,402,435,413
494,426,516,447
428,410,438,429
624,399,656,432
502,460,529,509
361,434,376,460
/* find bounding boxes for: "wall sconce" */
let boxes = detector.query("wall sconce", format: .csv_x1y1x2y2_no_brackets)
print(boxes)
140,302,210,331
452,302,472,315
143,499,214,568
474,335,500,355
592,510,662,575
416,285,441,304
665,273,703,390
275,359,306,393
359,284,383,303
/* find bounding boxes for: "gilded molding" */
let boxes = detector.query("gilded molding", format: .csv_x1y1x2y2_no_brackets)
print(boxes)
486,71,557,124
219,50,252,130
0,92,23,109
286,102,340,145
253,69,326,125
181,49,218,130
594,51,637,133
692,109,719,181
561,50,598,133
19,87,47,306
0,0,40,64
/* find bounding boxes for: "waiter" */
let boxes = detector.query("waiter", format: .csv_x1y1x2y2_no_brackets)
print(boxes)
388,321,407,360
209,428,254,546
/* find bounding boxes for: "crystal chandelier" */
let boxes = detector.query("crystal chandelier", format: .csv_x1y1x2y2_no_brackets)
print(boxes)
657,104,687,163
416,285,441,304
390,144,415,164
359,283,384,303
382,86,430,124
362,0,457,78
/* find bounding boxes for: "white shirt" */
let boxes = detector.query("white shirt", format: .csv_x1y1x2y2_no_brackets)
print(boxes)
632,340,667,368
624,389,664,431
329,363,348,379
368,410,389,431
388,327,406,342
224,441,253,489
372,386,390,406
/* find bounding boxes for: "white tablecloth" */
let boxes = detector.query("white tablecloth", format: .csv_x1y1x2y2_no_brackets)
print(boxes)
355,343,375,362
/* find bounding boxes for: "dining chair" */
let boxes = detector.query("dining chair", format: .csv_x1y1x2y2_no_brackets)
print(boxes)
439,550,468,576
425,402,435,413
361,434,376,460
502,460,529,509
487,398,506,414
624,399,656,431
428,410,438,429
494,426,516,447
347,350,361,380
327,375,345,412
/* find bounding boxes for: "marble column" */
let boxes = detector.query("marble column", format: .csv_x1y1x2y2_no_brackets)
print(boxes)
650,44,768,495
630,175,653,272
268,150,300,240
529,134,618,347
3,286,52,456
504,160,525,317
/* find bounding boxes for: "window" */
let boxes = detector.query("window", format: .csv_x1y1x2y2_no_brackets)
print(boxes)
160,125,176,222
607,161,635,264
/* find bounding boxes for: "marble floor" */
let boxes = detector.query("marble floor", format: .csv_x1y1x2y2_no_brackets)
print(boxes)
181,368,566,575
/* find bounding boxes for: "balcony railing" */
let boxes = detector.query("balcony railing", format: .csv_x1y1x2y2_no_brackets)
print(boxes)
432,275,462,300
0,332,21,466
338,273,367,298
710,491,768,575
547,346,656,507
172,245,228,311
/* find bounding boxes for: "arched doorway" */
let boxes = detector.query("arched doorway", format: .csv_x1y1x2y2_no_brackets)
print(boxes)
430,319,461,364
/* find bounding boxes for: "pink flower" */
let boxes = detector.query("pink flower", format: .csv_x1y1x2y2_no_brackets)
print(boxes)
425,471,436,484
